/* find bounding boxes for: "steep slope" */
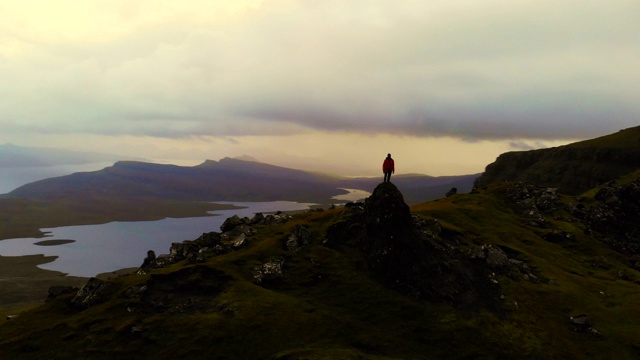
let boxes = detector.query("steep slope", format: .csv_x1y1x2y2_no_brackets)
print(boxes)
475,126,640,194
2,180,639,359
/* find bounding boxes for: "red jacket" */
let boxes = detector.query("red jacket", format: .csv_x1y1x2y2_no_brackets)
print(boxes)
382,157,395,173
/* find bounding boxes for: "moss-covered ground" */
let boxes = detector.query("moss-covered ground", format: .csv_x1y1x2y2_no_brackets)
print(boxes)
1,183,639,359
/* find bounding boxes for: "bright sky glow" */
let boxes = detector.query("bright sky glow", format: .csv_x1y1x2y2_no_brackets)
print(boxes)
1,0,637,176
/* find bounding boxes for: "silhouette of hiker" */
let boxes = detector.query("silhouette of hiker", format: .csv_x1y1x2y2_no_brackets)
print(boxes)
382,153,395,182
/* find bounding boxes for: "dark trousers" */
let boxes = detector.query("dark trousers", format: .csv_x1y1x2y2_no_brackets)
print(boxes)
384,171,392,182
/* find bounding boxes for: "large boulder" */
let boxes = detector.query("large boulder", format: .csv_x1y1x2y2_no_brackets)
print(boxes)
326,182,502,309
220,215,244,232
286,225,312,253
252,257,285,285
71,278,109,308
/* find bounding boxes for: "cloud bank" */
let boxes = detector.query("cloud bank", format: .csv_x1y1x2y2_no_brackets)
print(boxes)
1,0,638,144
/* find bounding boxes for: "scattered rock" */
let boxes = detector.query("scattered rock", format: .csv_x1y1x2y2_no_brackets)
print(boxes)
232,233,248,249
125,284,148,298
71,277,109,308
153,254,180,268
220,215,243,232
468,245,539,282
170,242,200,259
485,246,510,269
195,231,221,247
570,314,592,329
577,179,640,261
570,314,603,338
286,224,312,253
250,212,265,224
505,183,562,227
252,257,285,285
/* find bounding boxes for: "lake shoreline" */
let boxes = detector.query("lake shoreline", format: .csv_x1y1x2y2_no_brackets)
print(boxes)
0,190,371,311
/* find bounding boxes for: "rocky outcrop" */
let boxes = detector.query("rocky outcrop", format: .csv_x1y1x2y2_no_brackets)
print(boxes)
506,182,562,227
570,314,603,337
71,278,109,308
498,179,640,270
252,257,285,285
474,126,640,195
468,245,540,283
285,225,312,253
136,212,292,274
325,182,502,310
575,179,640,266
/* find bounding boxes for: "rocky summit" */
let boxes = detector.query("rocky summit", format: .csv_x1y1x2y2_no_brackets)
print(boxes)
327,182,501,309
2,175,640,359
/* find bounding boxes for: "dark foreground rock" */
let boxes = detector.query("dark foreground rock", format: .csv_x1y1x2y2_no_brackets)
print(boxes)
325,182,502,310
71,277,108,308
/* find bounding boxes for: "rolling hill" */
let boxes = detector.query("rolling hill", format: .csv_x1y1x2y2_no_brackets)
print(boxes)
3,127,640,358
1,173,639,358
4,157,477,205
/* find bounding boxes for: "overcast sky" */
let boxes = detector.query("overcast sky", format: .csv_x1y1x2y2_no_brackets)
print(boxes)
1,0,638,176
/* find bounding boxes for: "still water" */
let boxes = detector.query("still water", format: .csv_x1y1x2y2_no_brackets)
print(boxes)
0,201,316,277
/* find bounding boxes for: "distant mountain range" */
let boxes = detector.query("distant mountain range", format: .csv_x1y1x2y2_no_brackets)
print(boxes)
4,157,477,205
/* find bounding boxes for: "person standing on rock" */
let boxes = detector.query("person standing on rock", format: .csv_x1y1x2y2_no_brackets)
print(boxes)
382,153,395,183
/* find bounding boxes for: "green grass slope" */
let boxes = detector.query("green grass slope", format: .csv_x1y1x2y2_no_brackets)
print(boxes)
1,180,639,359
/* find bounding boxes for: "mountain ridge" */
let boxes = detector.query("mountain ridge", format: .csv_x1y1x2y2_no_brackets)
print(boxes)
4,157,476,205
475,126,640,194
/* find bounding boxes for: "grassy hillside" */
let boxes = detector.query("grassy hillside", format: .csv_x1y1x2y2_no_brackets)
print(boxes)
1,179,639,359
475,126,640,194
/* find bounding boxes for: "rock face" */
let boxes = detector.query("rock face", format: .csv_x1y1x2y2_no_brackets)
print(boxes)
71,278,108,308
474,126,640,195
252,258,285,285
286,225,312,253
576,179,640,267
136,212,292,274
498,179,640,271
506,182,562,227
326,182,501,309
